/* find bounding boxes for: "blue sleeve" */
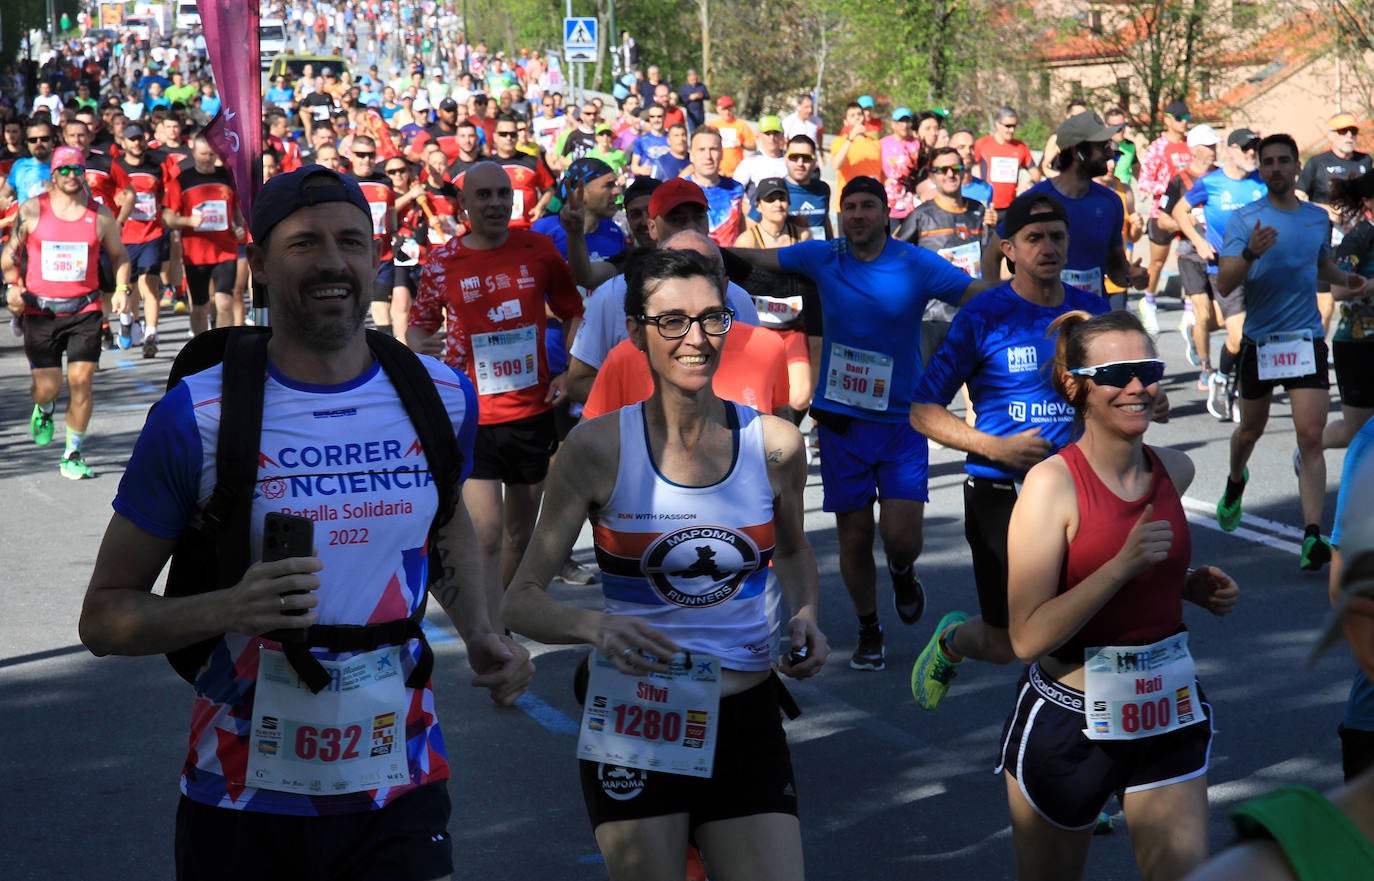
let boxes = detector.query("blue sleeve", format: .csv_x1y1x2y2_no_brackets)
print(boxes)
776,240,829,276
1221,207,1251,259
111,383,204,539
913,305,984,406
1184,175,1208,208
919,246,978,306
1334,422,1374,547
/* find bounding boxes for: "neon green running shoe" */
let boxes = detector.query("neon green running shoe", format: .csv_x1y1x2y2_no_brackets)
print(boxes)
1300,534,1332,571
30,405,54,446
911,611,969,710
59,451,94,480
1216,468,1247,532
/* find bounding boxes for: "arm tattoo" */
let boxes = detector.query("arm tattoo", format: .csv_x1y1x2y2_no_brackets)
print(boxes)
428,535,462,608
767,448,782,463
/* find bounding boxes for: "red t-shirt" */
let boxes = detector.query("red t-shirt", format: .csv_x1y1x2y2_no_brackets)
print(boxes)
973,135,1034,209
166,165,240,265
353,172,396,261
115,152,172,244
583,325,790,420
493,153,554,230
410,229,583,425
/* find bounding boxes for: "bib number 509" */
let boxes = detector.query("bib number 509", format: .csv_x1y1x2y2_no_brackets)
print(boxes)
612,704,683,742
295,724,363,762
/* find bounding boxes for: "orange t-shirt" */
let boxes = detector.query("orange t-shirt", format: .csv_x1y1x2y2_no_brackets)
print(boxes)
714,119,756,177
833,132,882,213
583,324,790,420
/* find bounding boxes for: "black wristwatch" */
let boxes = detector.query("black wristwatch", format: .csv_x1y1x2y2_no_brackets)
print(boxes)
1241,247,1258,262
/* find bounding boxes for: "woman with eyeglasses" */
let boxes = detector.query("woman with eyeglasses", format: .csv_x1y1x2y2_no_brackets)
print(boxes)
1000,309,1239,881
503,247,829,881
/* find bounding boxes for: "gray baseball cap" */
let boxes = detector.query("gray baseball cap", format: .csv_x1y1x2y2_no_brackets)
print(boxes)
1057,111,1124,150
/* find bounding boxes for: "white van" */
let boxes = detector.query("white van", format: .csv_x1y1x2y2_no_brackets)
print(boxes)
175,1,200,32
259,18,288,69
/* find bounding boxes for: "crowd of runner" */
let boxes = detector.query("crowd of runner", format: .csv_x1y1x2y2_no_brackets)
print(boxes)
7,3,1374,880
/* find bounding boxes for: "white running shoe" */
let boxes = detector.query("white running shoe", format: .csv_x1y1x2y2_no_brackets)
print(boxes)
1179,311,1200,366
1137,297,1160,336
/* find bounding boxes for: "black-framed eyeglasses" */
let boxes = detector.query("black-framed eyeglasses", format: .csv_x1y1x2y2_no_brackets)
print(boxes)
639,309,734,339
786,153,815,162
932,163,964,175
1068,359,1165,387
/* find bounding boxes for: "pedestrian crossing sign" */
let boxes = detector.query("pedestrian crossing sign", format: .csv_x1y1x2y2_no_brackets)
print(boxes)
564,17,598,62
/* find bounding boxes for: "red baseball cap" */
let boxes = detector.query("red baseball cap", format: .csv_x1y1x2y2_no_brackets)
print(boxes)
648,178,708,220
716,95,734,109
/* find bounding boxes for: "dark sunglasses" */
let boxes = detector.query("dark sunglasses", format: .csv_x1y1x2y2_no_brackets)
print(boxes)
495,130,517,138
28,136,54,143
1069,359,1166,387
352,151,375,158
786,153,815,162
385,166,408,174
1337,127,1360,136
931,164,964,175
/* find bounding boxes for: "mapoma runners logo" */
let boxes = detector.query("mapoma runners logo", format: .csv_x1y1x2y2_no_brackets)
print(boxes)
643,526,759,608
598,764,647,801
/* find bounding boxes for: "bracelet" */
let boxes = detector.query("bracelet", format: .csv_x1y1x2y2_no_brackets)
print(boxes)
114,284,131,293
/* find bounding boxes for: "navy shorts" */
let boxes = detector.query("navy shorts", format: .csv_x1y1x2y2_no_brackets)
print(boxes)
372,259,396,303
174,781,453,881
125,236,164,278
1237,337,1330,400
814,413,929,513
470,411,558,484
579,678,798,831
997,664,1213,831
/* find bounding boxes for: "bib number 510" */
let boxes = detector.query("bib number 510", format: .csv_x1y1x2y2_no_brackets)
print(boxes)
295,724,363,762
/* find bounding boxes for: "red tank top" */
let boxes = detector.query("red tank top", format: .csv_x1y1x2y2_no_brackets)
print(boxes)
1053,443,1191,658
25,194,101,304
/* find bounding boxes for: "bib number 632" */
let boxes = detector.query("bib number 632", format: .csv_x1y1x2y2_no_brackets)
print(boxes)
294,724,363,762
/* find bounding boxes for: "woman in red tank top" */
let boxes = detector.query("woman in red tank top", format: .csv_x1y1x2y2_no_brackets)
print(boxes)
999,310,1240,881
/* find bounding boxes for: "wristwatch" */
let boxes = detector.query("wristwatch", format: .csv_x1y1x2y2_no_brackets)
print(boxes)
1241,247,1258,262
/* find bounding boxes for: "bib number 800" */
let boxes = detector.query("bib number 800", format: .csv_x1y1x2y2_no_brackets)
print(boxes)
295,724,363,762
612,704,683,742
1120,698,1172,734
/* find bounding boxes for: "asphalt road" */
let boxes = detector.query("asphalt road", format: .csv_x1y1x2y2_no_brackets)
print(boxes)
1,296,1359,880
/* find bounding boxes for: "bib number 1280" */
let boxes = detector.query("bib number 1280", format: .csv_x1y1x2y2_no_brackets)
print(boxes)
611,704,684,742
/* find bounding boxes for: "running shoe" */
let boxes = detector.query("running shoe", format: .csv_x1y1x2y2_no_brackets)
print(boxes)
891,566,925,625
100,322,116,350
1300,534,1333,571
160,288,174,309
1179,311,1200,366
1137,297,1160,336
1206,372,1231,422
59,451,94,480
116,315,133,349
142,331,158,359
556,558,600,585
911,610,968,710
849,624,885,671
1216,468,1247,532
30,405,54,446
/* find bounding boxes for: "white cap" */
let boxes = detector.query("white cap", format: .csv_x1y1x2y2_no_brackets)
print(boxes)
1187,124,1219,148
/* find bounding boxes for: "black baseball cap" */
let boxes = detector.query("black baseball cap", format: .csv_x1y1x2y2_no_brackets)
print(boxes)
755,177,788,202
840,175,887,208
1164,99,1190,119
439,97,458,111
1227,128,1260,148
251,165,372,245
622,176,660,205
1001,191,1070,239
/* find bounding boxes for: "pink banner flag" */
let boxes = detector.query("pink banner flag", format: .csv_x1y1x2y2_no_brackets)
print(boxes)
198,0,262,221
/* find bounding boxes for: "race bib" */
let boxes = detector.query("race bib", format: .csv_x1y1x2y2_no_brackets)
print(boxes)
246,646,410,795
1062,266,1103,296
368,200,388,236
40,241,89,283
825,343,893,411
577,652,722,778
510,188,525,221
752,294,803,327
1256,330,1315,380
719,126,739,149
198,198,228,232
472,324,539,395
132,190,158,222
988,155,1019,184
938,241,982,279
1083,632,1205,741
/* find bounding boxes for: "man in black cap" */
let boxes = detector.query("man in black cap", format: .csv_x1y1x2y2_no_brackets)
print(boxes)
1024,110,1148,309
417,96,464,164
732,175,995,670
79,165,532,880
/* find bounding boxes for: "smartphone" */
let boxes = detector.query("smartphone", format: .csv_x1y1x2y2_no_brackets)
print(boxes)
263,512,313,623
